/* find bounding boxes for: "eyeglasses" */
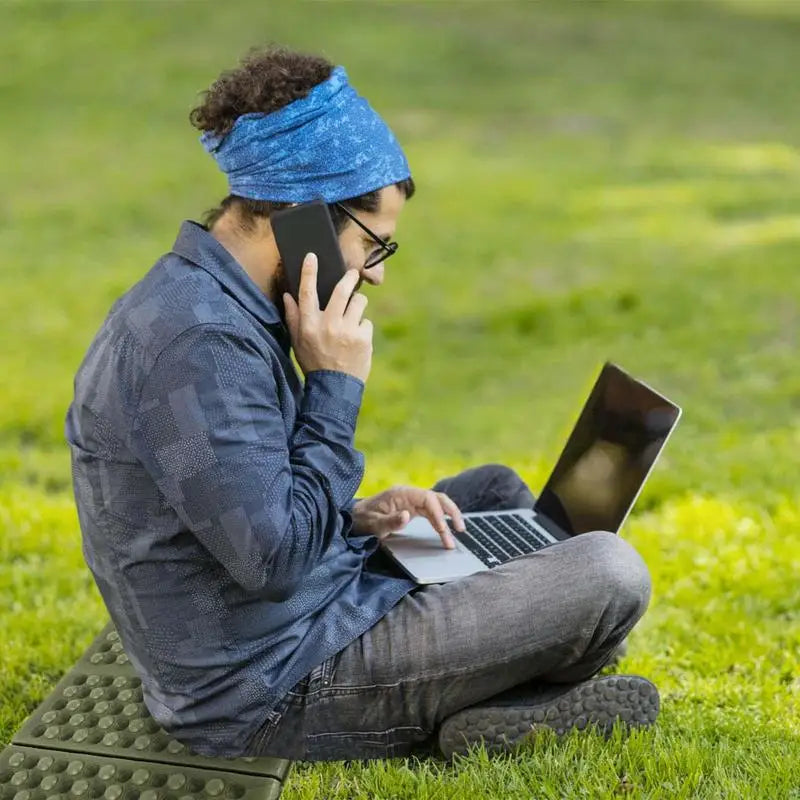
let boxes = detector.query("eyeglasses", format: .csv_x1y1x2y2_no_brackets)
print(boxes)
333,201,399,269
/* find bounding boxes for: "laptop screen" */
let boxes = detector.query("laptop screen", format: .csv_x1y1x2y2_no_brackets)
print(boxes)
533,363,681,536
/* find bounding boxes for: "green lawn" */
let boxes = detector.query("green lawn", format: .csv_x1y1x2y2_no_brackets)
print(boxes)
2,1,799,797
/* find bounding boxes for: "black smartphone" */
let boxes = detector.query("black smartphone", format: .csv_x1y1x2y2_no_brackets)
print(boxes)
270,199,349,311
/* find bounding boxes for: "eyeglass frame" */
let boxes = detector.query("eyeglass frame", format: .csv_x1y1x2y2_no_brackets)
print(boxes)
332,201,399,269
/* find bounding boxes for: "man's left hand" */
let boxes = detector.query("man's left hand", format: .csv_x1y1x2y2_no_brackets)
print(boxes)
349,486,466,549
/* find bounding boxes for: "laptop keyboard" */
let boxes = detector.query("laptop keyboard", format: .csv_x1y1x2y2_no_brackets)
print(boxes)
449,513,556,567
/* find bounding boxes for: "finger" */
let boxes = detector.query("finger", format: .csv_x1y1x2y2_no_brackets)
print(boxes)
436,492,466,532
298,253,320,314
423,492,456,549
325,268,361,318
343,291,368,325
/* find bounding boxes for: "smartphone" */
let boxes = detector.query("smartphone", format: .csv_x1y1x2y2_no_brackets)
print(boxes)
270,199,349,311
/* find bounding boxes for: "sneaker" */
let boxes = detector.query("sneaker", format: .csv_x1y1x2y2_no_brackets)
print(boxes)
437,674,659,759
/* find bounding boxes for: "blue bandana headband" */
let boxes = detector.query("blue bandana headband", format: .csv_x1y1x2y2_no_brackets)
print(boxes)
199,65,411,203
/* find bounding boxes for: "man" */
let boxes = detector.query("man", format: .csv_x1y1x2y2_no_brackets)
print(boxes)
65,45,656,763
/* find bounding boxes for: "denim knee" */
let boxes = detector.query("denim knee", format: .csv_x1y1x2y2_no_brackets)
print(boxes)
431,462,535,513
572,531,652,619
469,463,536,511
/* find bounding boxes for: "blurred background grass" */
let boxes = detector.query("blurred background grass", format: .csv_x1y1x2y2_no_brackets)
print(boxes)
1,1,799,797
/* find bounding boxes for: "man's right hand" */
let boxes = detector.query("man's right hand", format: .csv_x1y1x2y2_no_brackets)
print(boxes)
282,252,373,384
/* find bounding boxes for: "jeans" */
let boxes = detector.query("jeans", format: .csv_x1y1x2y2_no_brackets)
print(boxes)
244,463,652,761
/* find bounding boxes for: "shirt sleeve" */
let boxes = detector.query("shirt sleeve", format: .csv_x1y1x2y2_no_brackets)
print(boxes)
129,324,366,601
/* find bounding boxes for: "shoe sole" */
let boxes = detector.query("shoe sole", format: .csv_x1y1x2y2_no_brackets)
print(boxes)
438,675,659,759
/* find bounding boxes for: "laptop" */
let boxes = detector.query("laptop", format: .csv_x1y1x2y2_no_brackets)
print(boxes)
380,362,682,584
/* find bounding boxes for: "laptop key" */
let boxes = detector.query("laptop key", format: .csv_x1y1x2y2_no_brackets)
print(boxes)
468,520,515,558
458,520,511,565
472,516,526,557
485,515,540,554
460,537,501,566
446,521,498,565
500,517,546,548
507,516,553,546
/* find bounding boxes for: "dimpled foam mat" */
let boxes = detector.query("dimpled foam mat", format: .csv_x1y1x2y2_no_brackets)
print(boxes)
0,745,284,800
3,621,292,800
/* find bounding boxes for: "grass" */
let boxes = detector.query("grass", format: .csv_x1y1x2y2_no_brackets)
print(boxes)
1,1,799,797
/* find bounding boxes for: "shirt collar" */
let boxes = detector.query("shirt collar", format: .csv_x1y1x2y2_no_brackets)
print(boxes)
170,219,287,335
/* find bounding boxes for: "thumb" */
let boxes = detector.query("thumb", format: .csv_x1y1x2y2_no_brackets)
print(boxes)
389,509,411,531
372,509,411,536
282,293,296,334
374,510,412,540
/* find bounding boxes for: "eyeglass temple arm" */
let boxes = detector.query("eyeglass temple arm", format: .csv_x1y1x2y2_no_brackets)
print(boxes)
333,201,395,253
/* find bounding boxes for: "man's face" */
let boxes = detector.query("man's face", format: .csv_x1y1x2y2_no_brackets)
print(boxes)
336,184,406,292
271,183,406,307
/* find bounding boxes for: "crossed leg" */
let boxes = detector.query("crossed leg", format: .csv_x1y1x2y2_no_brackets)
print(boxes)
246,464,651,761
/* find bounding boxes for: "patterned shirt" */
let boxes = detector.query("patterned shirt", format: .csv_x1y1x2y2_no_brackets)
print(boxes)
64,220,416,757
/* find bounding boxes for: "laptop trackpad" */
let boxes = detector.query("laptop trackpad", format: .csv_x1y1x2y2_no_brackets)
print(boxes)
380,518,487,583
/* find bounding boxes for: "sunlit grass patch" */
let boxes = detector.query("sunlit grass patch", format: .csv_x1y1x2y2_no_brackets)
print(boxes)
0,485,105,742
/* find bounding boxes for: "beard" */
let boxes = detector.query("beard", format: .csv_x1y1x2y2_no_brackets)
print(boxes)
269,259,291,317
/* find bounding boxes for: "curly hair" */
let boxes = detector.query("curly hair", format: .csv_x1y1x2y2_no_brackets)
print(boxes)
190,44,415,233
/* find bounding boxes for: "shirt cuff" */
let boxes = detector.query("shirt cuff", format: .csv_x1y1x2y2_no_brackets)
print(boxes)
344,496,361,514
302,370,365,432
341,496,362,536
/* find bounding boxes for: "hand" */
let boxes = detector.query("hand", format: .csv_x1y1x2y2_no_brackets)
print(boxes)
283,252,373,383
350,486,467,549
